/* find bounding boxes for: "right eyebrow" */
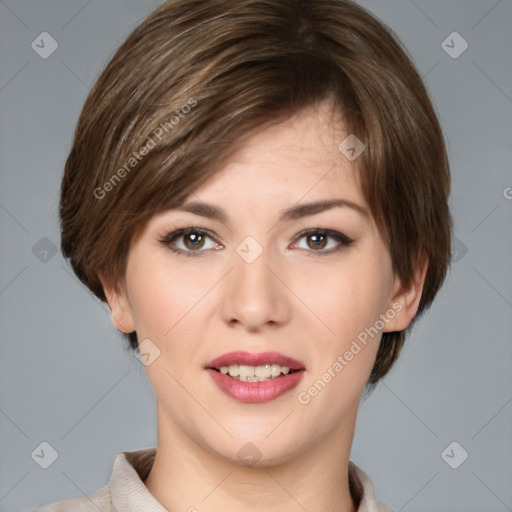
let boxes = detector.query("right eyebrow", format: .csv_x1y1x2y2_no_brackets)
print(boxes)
172,198,369,226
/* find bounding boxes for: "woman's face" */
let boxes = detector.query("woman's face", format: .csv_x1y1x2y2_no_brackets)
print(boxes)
105,103,420,465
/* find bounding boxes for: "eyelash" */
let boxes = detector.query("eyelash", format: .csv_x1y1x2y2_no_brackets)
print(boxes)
158,226,354,258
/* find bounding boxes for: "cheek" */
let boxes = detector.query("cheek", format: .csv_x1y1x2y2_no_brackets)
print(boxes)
294,251,392,345
293,257,389,418
126,256,209,346
128,268,174,336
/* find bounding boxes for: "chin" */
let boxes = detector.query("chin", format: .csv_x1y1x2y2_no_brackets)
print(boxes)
202,429,309,468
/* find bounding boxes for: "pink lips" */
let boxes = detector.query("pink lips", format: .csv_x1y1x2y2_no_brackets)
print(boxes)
206,351,305,370
205,351,306,404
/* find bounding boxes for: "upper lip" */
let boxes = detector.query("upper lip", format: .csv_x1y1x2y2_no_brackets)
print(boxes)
206,351,306,371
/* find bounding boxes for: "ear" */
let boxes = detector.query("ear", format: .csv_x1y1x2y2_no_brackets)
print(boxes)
98,270,136,333
383,255,429,333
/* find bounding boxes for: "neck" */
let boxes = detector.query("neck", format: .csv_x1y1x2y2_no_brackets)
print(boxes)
144,402,358,512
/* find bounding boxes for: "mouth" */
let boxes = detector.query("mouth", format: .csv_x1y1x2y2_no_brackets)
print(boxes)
205,351,306,403
206,351,305,377
207,364,303,382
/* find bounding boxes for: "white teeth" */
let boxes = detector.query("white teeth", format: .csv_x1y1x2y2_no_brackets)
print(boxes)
255,364,272,378
218,364,294,381
239,365,254,378
228,364,240,376
271,364,281,378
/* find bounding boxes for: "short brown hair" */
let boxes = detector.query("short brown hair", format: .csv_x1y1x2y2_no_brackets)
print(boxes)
60,0,453,389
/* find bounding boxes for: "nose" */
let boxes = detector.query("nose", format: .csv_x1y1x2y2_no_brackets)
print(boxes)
218,244,291,332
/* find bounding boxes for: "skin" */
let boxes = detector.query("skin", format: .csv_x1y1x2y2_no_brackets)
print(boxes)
101,102,427,512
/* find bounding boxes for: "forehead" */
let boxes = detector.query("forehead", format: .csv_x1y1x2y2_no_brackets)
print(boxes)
189,104,364,208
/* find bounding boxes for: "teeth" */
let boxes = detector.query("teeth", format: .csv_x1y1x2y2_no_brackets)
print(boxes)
239,365,255,378
228,364,240,376
255,365,272,378
218,364,293,381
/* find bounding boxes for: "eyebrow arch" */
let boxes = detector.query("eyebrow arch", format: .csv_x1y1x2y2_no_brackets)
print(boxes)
173,198,369,224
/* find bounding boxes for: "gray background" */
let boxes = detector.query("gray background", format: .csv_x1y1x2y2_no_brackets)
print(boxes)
0,1,511,511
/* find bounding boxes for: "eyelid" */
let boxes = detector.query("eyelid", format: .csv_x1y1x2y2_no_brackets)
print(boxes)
290,228,354,255
159,226,354,256
159,226,220,245
292,228,354,246
159,227,222,254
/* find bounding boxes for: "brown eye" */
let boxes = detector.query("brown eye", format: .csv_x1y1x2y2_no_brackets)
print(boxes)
294,229,354,254
306,233,328,250
160,227,221,256
183,232,205,250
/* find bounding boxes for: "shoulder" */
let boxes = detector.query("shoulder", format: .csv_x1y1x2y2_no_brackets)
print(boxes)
349,460,395,512
33,448,157,512
34,484,111,512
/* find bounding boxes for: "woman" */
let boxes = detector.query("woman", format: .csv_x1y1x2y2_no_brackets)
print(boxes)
39,0,452,510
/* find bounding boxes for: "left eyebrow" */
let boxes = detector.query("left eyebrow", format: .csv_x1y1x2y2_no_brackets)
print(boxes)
172,198,369,224
279,198,369,221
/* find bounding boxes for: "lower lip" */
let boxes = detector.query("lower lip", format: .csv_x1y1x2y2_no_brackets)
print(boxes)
206,369,305,403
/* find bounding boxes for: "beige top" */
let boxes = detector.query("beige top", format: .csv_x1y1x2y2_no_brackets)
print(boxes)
36,448,394,512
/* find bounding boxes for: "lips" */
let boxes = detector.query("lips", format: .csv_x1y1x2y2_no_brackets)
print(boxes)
205,351,306,370
205,351,306,404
